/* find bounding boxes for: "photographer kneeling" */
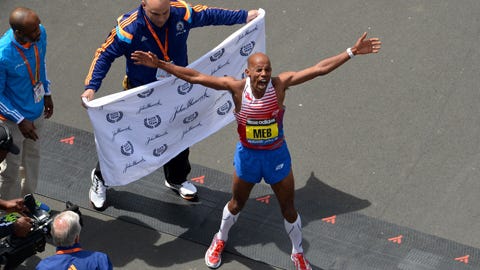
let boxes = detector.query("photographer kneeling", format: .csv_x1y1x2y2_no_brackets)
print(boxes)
0,124,33,238
36,211,112,270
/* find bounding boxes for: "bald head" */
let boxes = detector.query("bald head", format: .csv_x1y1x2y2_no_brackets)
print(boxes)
247,52,271,69
9,7,41,44
142,0,171,28
9,7,37,31
245,52,272,93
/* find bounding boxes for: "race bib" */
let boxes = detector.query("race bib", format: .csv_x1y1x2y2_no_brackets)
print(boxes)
246,118,279,144
33,82,45,103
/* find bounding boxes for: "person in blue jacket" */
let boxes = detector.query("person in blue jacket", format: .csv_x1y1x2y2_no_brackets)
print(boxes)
0,7,54,200
81,0,259,210
36,210,113,270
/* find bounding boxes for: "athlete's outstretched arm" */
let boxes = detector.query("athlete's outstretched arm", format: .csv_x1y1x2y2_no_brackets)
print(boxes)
279,32,381,88
131,51,240,92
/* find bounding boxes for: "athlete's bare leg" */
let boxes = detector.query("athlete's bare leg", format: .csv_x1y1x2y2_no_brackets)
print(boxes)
227,170,255,214
271,169,297,222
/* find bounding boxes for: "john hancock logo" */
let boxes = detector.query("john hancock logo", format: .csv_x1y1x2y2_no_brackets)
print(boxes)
210,48,225,62
177,82,193,95
183,112,199,124
153,144,168,157
137,88,154,98
144,115,162,129
217,100,233,115
106,111,123,123
240,41,255,57
120,141,134,156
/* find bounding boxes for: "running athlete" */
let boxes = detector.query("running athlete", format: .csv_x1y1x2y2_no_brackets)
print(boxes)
81,0,259,210
132,31,381,270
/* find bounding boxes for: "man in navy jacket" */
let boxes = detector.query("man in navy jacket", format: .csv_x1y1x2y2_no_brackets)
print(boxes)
81,0,258,210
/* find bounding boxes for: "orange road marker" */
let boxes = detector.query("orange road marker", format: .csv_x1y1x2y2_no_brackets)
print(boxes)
59,136,75,145
454,255,469,264
388,235,403,244
191,175,205,184
321,215,336,224
256,195,270,204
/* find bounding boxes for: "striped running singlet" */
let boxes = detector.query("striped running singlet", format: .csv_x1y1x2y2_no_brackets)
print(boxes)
234,78,285,150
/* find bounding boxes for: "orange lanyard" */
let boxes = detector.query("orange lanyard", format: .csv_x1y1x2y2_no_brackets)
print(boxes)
56,247,83,255
14,44,40,86
144,15,170,62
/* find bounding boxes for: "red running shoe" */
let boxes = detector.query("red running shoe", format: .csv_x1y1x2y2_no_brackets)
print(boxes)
291,253,312,270
205,234,226,269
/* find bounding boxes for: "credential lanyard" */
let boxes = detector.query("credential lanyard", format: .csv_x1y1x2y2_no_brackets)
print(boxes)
14,44,40,86
144,15,170,62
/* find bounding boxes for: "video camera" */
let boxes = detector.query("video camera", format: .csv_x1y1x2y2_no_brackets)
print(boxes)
0,194,82,270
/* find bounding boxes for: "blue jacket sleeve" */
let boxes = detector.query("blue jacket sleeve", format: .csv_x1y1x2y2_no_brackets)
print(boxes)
84,27,128,92
103,254,114,270
39,25,51,95
0,60,24,123
188,4,248,28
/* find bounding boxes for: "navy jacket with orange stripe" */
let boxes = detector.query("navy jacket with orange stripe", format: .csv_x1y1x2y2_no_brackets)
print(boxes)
85,1,247,91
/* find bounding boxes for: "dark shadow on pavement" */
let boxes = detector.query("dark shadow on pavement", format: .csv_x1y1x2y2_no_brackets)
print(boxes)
103,170,368,270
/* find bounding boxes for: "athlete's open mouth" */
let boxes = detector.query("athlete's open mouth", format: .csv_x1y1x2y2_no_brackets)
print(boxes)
258,79,268,88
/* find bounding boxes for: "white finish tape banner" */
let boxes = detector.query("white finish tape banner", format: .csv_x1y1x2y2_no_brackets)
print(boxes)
84,9,265,186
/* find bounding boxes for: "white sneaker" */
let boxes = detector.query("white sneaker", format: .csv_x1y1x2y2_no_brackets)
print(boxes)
164,180,197,200
89,169,107,210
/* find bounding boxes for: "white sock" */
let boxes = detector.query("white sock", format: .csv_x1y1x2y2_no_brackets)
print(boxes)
217,203,239,241
284,213,303,254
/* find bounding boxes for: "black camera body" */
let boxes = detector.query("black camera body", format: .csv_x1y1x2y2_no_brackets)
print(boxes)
0,225,49,270
0,194,81,270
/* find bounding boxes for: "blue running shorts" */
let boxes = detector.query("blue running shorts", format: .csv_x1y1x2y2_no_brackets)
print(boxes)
233,141,291,184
